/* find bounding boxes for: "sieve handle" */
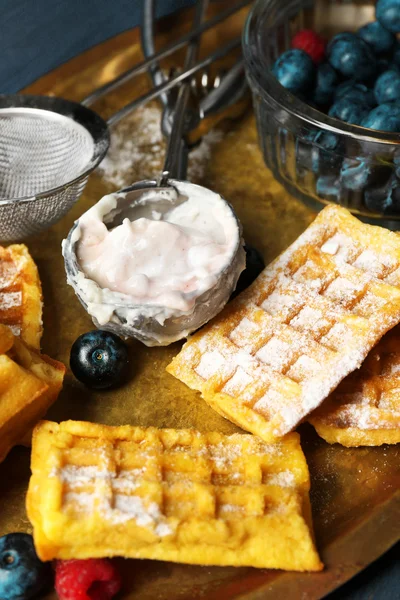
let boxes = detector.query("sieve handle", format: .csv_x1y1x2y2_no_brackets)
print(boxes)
160,0,209,183
106,36,240,127
141,0,171,111
82,0,250,107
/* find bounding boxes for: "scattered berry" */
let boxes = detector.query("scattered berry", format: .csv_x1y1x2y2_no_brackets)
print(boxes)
327,32,377,82
272,49,315,94
312,62,338,106
376,0,400,34
232,245,265,298
292,29,326,63
0,533,52,600
357,20,395,54
70,330,129,389
361,102,400,130
328,98,370,125
55,559,121,600
374,69,400,103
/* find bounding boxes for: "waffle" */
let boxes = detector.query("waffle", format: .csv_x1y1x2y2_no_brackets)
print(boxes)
27,420,323,571
310,325,400,446
0,325,65,462
0,244,43,350
167,205,400,443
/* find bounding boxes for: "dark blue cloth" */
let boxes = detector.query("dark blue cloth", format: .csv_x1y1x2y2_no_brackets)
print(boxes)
0,0,194,93
0,1,399,597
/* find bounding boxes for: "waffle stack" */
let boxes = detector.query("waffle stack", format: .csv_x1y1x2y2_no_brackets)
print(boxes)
27,420,323,571
168,205,400,445
0,325,65,462
0,244,65,461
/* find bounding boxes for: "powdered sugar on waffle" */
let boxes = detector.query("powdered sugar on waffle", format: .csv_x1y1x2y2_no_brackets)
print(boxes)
170,206,400,439
0,291,22,310
268,471,295,487
53,462,173,535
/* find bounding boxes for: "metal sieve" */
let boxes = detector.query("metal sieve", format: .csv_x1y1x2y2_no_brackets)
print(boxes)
0,0,248,242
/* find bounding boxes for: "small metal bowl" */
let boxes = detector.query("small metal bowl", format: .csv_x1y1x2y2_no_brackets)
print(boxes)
243,0,400,228
63,179,245,346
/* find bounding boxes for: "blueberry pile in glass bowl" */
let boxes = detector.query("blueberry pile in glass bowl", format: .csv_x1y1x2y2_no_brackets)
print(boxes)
243,0,400,227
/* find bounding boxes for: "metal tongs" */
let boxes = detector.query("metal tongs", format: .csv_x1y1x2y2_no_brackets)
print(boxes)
141,0,249,142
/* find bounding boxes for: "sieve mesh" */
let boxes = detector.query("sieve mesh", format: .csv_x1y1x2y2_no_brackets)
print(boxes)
0,109,94,199
0,178,88,240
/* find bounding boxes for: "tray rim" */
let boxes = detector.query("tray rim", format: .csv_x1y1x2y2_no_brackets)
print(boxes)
17,5,400,599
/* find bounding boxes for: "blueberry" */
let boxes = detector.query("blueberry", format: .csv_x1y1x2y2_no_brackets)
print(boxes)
327,32,377,82
361,102,400,130
272,49,315,94
70,330,129,389
392,41,400,65
0,533,52,600
340,158,392,191
296,130,342,175
232,244,265,298
374,69,400,103
312,62,338,106
376,0,400,34
377,56,398,73
329,98,370,125
387,61,400,73
364,173,400,213
334,81,376,107
340,158,371,190
357,21,395,54
393,148,400,176
316,175,341,202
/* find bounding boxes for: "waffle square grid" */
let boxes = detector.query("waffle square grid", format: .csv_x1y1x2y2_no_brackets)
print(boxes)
27,420,323,571
167,206,400,442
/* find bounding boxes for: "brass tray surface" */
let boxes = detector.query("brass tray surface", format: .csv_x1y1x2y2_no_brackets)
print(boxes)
0,6,399,599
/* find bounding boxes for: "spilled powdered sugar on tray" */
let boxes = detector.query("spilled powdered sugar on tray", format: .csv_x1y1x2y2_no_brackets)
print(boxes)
98,104,224,187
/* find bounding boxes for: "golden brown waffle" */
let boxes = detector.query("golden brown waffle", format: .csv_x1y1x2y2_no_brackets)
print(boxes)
0,325,65,462
167,206,400,443
0,244,42,350
27,420,323,571
310,325,400,447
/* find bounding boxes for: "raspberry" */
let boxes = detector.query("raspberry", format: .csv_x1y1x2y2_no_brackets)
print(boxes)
55,559,121,600
292,30,326,63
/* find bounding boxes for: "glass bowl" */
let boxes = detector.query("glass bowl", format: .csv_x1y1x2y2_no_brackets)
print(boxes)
243,0,400,228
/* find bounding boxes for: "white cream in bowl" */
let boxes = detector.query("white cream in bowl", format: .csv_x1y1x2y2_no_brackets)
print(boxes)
63,180,245,346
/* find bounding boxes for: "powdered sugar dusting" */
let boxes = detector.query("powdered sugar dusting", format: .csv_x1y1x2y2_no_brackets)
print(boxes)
170,205,400,438
316,325,400,431
196,350,225,379
268,471,295,487
98,103,224,187
0,291,22,310
55,462,173,536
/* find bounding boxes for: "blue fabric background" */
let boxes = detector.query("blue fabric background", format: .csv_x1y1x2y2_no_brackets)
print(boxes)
0,0,194,93
0,0,398,597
